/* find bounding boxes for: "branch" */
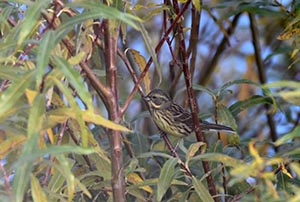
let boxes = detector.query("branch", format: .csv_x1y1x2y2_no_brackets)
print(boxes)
248,13,278,145
198,13,241,86
161,132,193,177
125,0,192,107
103,19,125,201
118,49,144,115
173,0,218,200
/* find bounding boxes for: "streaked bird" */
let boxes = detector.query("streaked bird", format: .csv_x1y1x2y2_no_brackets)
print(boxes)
144,89,234,137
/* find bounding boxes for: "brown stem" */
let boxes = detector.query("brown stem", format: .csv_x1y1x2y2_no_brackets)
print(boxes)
173,0,218,200
118,49,145,115
160,132,193,177
41,8,110,105
125,0,192,106
42,120,69,187
103,19,125,201
187,4,201,78
198,13,241,86
248,13,278,146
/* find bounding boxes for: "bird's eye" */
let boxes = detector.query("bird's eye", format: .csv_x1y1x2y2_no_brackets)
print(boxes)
151,95,157,100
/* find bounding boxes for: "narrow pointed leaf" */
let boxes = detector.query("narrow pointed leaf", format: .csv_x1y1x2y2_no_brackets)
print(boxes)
18,0,51,45
13,94,45,202
192,176,214,202
36,30,55,88
52,55,93,110
157,158,178,201
31,174,48,202
0,70,35,116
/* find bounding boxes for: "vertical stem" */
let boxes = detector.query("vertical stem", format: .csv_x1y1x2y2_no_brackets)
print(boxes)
103,19,125,201
172,0,218,200
248,13,277,146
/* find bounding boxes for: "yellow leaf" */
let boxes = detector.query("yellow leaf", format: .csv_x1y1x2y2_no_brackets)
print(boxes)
0,135,27,159
192,0,201,11
127,172,153,193
277,28,300,40
31,174,48,202
249,141,263,165
46,108,131,132
281,163,293,179
128,49,151,94
83,110,131,132
25,89,38,106
291,49,299,59
68,52,86,65
47,128,54,144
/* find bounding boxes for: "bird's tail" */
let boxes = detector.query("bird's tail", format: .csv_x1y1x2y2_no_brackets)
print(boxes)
199,122,235,133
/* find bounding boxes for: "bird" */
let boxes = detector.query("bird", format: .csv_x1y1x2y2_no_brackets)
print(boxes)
143,89,234,137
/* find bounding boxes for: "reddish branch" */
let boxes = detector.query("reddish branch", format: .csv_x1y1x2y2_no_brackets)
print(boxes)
123,0,192,107
102,19,125,201
172,0,218,200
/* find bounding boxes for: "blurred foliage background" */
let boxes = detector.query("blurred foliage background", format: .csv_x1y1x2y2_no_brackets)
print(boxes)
1,0,300,201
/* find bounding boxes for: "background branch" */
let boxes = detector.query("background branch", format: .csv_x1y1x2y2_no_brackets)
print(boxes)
249,13,278,145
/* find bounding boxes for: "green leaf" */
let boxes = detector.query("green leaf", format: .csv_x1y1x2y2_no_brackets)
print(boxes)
193,84,216,98
277,90,300,105
137,22,161,87
18,0,51,45
56,155,76,202
36,30,55,88
157,158,178,201
190,153,244,168
216,103,238,131
218,79,260,99
192,176,214,202
274,126,300,147
138,151,173,159
0,66,27,81
186,142,206,166
229,95,274,116
263,81,300,89
262,80,300,105
0,70,35,116
54,3,141,45
13,94,45,202
27,94,45,138
14,145,95,169
52,55,94,110
48,75,89,147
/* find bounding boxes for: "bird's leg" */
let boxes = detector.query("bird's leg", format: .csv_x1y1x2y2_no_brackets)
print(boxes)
159,131,193,176
173,138,183,154
160,131,178,157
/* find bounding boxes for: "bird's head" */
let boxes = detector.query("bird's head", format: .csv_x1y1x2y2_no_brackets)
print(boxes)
144,89,172,110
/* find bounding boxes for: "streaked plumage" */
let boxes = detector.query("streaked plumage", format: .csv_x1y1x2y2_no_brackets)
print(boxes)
144,89,234,137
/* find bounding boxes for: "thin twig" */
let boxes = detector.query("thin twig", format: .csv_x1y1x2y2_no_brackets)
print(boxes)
160,132,193,177
0,161,12,197
125,0,192,108
118,49,144,115
42,120,69,186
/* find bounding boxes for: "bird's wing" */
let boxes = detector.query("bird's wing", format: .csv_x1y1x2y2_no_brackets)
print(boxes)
171,103,194,126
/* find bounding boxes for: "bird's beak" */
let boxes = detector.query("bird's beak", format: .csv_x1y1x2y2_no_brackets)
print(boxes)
143,95,150,102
